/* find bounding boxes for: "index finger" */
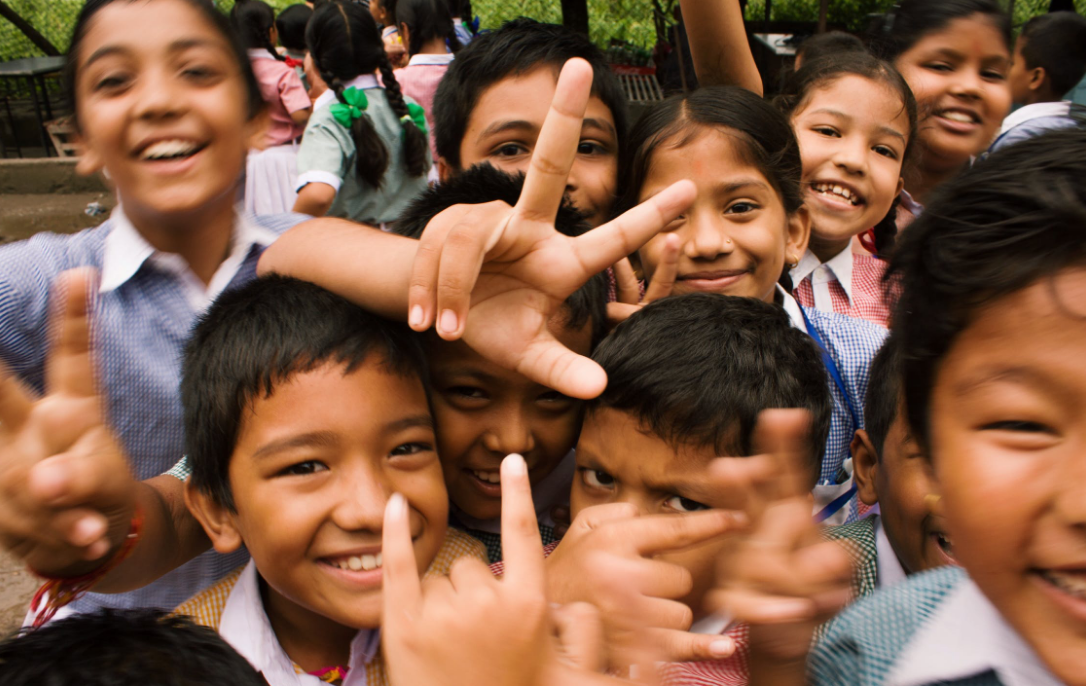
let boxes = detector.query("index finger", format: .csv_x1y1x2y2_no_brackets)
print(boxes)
642,234,680,304
750,409,813,501
45,269,97,399
498,453,545,591
631,509,747,557
381,493,423,618
517,58,593,223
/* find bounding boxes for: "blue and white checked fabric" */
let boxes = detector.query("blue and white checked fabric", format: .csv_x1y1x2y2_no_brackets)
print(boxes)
0,210,306,613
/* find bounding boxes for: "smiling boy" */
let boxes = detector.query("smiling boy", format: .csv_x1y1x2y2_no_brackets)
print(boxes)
175,276,485,684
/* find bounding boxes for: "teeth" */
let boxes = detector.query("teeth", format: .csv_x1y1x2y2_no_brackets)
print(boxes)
1041,570,1086,599
141,139,199,160
942,111,975,124
472,470,501,484
812,183,859,206
934,532,954,557
332,553,383,572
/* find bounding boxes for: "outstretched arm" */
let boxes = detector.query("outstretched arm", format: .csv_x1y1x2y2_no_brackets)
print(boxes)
680,0,763,94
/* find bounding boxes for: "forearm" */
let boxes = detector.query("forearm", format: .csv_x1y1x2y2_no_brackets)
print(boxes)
258,218,419,320
680,0,763,95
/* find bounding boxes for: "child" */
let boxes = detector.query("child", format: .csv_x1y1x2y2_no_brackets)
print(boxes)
370,0,408,68
232,0,312,215
615,86,886,523
432,18,628,228
793,31,865,71
293,1,430,223
0,0,306,616
176,275,486,683
446,0,474,47
994,11,1086,152
0,609,267,686
776,52,917,325
394,0,459,163
275,4,313,90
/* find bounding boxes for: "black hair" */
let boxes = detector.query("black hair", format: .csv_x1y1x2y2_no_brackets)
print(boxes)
64,0,265,130
616,86,804,219
1019,12,1086,98
863,334,903,457
796,31,865,66
396,0,461,56
275,3,313,53
889,127,1086,451
588,293,831,478
306,1,428,186
776,52,918,257
182,275,429,510
0,609,266,686
867,0,1011,63
432,18,628,171
392,163,608,348
231,0,285,62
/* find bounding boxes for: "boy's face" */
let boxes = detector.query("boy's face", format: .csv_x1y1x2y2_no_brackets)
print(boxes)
196,360,447,631
573,407,732,621
854,403,955,576
452,65,619,228
929,268,1086,683
430,316,593,522
1007,37,1040,106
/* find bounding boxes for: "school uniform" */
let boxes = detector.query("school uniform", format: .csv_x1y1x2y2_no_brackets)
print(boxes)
295,74,431,225
395,53,455,162
809,565,1062,686
452,450,575,563
990,101,1080,153
2,206,307,616
175,528,486,686
248,49,311,147
792,247,897,328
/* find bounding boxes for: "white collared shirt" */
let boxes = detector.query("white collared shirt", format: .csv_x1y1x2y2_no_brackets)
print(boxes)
886,577,1062,686
776,283,806,331
406,53,455,66
999,100,1073,136
873,515,907,590
790,246,855,314
313,73,381,111
98,205,278,312
453,450,577,534
219,561,381,686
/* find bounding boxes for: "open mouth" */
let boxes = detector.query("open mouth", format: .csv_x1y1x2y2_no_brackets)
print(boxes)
471,469,500,485
932,108,982,133
809,182,864,207
1038,569,1086,602
322,552,384,572
136,138,208,162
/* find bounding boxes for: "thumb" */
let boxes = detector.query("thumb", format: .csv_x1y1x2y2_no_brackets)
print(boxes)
515,332,608,400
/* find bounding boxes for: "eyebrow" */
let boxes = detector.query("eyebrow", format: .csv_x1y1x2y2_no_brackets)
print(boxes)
713,178,772,195
808,108,907,144
251,415,434,459
478,117,617,142
84,38,221,70
582,117,617,139
436,366,501,386
952,366,1055,398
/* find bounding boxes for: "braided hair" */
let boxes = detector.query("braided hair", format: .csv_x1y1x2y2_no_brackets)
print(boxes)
307,1,428,187
396,0,462,56
230,0,285,62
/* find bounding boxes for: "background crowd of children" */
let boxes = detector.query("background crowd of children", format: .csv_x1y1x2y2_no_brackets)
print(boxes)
1,0,1086,685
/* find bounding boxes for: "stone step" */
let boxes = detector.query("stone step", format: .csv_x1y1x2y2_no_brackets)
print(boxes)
1,192,115,243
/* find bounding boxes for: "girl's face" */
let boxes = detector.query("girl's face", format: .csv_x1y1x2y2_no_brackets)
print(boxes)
791,74,908,257
637,127,809,304
74,0,262,226
929,268,1086,683
894,14,1012,169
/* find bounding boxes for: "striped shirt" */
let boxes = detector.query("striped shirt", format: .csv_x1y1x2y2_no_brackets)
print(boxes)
792,248,898,328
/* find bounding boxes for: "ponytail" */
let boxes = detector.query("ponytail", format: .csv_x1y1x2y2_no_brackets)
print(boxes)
377,53,429,179
231,0,285,62
328,77,391,188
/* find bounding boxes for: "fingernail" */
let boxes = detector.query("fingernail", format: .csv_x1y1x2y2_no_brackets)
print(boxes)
409,305,424,328
504,453,526,477
438,309,457,335
387,493,407,519
710,638,734,657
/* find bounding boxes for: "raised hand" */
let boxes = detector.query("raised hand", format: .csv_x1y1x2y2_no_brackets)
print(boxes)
0,269,137,577
406,58,696,399
606,234,680,328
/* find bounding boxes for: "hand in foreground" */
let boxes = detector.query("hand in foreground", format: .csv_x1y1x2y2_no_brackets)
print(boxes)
381,454,662,686
406,58,695,400
605,234,680,329
0,269,137,577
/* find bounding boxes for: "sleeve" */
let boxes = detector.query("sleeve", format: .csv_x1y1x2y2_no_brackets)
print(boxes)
295,120,348,192
277,66,312,114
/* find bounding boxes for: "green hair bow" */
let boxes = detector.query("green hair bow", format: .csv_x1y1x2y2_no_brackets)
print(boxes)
400,101,429,138
330,87,369,129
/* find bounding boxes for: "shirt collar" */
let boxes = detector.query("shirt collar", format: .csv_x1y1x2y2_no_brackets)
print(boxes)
886,575,1062,686
874,515,907,589
999,100,1073,135
314,73,380,110
453,450,576,534
407,53,455,66
219,560,381,686
776,284,806,331
790,245,855,305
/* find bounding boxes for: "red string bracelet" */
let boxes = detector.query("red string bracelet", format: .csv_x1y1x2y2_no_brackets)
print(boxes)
28,505,145,629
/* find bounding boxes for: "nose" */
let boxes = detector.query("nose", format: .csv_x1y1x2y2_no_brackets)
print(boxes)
682,210,731,260
833,134,868,176
948,68,984,102
481,407,537,457
133,69,183,121
330,460,389,533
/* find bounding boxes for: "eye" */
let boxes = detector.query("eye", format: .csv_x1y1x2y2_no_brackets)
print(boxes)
813,126,840,138
665,495,709,513
982,69,1006,82
923,62,954,73
279,460,328,476
493,143,528,158
94,72,131,92
577,141,606,155
448,386,487,400
725,201,759,214
981,420,1053,434
874,144,898,160
538,390,573,405
391,441,434,457
581,468,615,489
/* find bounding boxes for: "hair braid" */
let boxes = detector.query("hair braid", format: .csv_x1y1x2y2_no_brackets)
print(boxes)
328,75,390,188
378,52,429,178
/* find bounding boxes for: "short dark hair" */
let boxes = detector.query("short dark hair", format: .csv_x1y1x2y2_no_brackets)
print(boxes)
432,18,628,170
615,86,804,220
588,293,832,477
863,334,903,457
796,31,865,65
0,609,266,686
396,0,462,56
866,0,1011,63
1019,12,1086,97
276,3,313,52
392,163,608,347
889,127,1086,451
182,275,429,510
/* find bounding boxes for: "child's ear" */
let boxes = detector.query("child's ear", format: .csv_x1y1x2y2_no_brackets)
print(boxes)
894,176,905,200
437,157,454,183
184,480,244,554
785,205,811,262
851,430,880,507
73,131,104,177
1028,66,1047,94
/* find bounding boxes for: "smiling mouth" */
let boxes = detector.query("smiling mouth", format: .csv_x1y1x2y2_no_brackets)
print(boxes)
322,552,384,572
809,182,863,207
136,138,208,161
470,469,501,485
1039,569,1086,601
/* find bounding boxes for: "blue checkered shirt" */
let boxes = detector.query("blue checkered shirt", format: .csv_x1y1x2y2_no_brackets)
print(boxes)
0,210,306,613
